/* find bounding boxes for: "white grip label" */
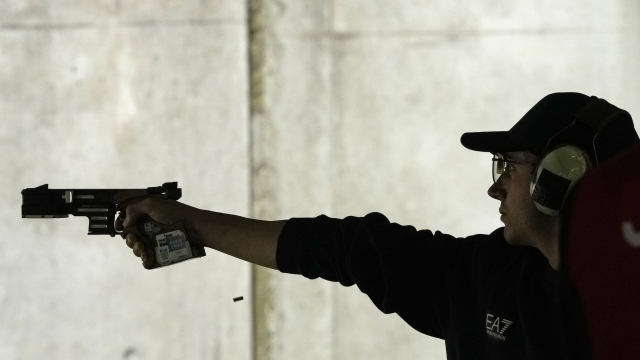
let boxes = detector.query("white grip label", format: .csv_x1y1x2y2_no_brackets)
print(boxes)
154,230,193,266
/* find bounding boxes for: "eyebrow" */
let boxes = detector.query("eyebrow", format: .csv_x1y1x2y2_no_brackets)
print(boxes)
506,152,538,163
504,152,528,161
505,153,521,161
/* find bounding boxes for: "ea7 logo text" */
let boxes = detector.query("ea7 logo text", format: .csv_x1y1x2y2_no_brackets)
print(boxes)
486,313,514,342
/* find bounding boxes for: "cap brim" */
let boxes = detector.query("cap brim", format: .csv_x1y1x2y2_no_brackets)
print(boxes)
460,131,524,154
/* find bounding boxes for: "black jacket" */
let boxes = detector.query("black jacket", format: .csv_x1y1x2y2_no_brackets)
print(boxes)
276,212,590,360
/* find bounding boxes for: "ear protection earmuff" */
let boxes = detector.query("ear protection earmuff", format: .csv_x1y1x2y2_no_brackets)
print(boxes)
530,97,629,216
530,145,592,216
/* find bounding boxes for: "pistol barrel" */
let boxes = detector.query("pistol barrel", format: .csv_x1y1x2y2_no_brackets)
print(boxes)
22,182,182,237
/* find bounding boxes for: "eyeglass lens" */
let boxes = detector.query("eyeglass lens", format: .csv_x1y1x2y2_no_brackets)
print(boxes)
492,154,505,183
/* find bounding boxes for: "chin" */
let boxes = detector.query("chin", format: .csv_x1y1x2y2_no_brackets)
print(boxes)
503,227,524,246
503,229,515,244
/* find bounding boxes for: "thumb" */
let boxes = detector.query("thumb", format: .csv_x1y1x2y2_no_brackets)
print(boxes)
122,197,150,227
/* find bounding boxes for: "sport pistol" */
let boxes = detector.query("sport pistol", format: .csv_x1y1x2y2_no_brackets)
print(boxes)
21,182,205,269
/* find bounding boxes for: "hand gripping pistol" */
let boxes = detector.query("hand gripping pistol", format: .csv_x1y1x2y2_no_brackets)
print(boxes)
21,182,206,269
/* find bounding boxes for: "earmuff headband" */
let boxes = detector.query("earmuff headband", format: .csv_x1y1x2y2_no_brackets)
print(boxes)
530,97,628,216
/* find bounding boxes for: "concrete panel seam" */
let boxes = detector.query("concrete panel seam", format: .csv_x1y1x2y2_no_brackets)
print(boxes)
248,0,271,358
288,27,634,40
0,19,246,31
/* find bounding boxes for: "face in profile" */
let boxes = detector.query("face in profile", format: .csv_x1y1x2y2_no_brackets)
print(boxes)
487,151,554,247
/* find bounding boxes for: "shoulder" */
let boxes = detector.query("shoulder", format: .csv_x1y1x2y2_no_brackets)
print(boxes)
466,227,536,255
463,228,547,272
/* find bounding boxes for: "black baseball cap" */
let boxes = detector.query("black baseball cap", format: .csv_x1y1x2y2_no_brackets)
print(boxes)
460,92,639,165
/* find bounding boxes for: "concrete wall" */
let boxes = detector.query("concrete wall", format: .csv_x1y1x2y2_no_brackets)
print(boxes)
2,0,639,359
2,1,252,359
254,1,640,360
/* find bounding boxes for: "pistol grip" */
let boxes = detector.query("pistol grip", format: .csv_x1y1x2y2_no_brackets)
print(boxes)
121,214,206,269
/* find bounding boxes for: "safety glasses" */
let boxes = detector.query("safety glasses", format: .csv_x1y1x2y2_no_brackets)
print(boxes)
492,153,536,183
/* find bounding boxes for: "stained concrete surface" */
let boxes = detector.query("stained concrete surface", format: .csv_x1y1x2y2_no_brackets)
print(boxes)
2,1,251,359
255,1,639,360
1,0,639,359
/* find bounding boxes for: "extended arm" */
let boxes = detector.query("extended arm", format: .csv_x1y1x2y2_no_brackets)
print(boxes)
191,210,287,270
116,195,286,270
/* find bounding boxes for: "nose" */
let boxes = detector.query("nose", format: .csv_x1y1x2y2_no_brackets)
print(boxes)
488,178,505,201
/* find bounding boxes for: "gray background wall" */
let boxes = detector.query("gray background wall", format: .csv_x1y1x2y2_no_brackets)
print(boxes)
2,0,639,359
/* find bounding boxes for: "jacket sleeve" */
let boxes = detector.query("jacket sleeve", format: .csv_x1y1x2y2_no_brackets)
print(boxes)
275,212,477,339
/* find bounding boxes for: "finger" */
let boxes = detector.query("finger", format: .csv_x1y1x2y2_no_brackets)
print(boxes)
122,197,152,227
126,233,137,249
142,248,155,269
143,258,153,269
133,242,145,257
115,212,125,232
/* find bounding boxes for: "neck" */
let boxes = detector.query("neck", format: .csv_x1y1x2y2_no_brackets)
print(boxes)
535,219,561,271
539,241,560,271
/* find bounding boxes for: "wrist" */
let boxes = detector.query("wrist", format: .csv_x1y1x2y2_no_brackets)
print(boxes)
185,207,210,248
